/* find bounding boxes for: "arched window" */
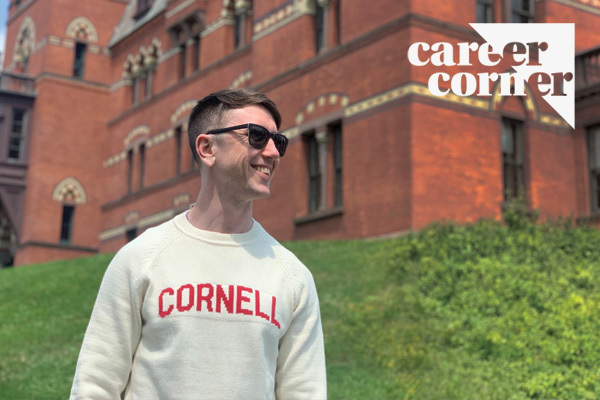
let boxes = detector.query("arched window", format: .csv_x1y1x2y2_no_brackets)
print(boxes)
66,17,98,79
52,178,87,244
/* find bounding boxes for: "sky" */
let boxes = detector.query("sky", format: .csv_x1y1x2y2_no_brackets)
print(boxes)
0,0,7,65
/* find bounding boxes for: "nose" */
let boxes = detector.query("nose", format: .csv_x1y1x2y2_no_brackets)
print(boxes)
262,138,280,158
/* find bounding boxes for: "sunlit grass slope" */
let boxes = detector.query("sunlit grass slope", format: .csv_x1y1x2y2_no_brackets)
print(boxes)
2,209,600,399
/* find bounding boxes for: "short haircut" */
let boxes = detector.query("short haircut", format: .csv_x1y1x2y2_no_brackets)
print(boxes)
188,89,282,164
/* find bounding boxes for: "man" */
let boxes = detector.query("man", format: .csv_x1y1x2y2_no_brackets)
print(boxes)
70,89,327,400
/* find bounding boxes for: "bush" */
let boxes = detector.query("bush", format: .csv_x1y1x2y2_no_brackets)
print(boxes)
338,208,600,399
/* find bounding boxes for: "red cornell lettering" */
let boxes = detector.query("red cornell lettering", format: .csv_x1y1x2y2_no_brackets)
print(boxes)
271,296,281,329
255,290,270,322
159,287,174,318
236,285,253,316
177,284,194,312
197,283,214,312
216,285,234,314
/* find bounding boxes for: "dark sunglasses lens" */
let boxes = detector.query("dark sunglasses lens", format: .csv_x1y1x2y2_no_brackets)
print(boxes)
273,135,287,156
248,126,270,148
248,125,287,156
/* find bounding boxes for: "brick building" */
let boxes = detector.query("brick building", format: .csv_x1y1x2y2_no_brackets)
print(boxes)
0,0,599,266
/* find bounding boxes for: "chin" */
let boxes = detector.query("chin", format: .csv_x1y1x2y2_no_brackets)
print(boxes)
253,186,271,200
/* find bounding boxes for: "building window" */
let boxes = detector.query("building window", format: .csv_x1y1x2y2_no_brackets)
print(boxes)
179,43,187,80
175,126,182,175
502,118,525,201
192,35,201,71
127,149,134,194
126,227,138,242
135,0,154,18
234,14,243,49
511,0,534,23
477,0,494,23
139,144,146,190
60,205,75,244
304,121,343,214
8,109,26,161
132,77,140,105
230,0,250,49
144,71,153,100
332,123,343,207
73,42,86,78
588,125,600,213
169,15,202,76
315,3,325,53
307,133,322,213
313,0,339,53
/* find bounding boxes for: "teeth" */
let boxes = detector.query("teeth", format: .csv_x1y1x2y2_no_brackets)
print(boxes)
255,166,271,176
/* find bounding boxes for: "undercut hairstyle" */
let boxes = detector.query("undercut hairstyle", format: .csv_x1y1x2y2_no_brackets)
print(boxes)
188,89,282,164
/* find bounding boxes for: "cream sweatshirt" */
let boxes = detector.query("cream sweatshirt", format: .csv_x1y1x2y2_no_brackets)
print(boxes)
70,212,326,400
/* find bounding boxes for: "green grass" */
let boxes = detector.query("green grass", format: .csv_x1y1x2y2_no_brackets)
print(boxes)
0,254,113,399
3,213,600,399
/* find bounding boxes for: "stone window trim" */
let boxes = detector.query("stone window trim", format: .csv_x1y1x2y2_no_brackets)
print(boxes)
167,12,204,46
13,17,36,72
123,40,161,105
52,177,88,205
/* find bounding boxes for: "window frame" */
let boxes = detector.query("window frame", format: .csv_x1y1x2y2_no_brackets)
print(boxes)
587,125,600,213
502,117,526,202
175,125,183,175
8,109,27,162
73,42,87,79
127,148,134,194
139,143,146,190
476,0,494,23
60,204,75,244
307,133,322,213
192,35,201,71
134,0,154,19
179,42,187,80
315,3,325,53
331,122,343,207
510,0,534,23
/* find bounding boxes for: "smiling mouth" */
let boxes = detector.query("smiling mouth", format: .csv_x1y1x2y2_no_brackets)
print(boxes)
253,166,272,176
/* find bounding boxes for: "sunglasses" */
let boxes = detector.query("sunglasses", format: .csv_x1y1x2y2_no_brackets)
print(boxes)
205,123,288,157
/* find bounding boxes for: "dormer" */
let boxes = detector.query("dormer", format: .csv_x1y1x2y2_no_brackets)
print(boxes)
134,0,155,19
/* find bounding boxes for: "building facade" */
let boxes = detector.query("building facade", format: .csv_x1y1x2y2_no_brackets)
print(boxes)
0,0,599,266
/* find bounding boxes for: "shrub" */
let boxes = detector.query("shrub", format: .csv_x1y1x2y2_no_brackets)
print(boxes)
340,209,600,399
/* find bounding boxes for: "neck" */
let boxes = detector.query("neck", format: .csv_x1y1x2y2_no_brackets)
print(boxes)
187,185,254,234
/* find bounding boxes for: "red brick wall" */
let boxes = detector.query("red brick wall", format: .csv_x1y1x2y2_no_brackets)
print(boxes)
5,0,600,265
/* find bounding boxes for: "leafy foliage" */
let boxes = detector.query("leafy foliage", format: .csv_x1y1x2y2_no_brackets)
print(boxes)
335,207,600,399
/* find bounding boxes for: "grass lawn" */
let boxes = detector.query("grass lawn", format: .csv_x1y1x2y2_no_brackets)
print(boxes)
0,240,395,399
3,215,600,399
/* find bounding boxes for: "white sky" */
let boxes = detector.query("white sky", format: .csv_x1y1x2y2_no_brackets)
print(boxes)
0,0,7,64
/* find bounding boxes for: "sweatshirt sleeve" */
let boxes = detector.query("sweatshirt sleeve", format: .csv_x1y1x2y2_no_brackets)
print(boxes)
70,247,145,400
275,266,327,400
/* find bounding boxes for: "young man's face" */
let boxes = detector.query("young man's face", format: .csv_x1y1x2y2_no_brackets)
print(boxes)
211,105,281,203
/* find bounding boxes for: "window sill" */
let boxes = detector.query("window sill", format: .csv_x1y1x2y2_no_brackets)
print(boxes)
294,206,344,226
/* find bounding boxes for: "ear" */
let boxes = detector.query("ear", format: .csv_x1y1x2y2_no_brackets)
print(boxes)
196,134,216,168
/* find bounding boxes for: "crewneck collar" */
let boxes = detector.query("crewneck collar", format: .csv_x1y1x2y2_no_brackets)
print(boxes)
174,212,262,245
